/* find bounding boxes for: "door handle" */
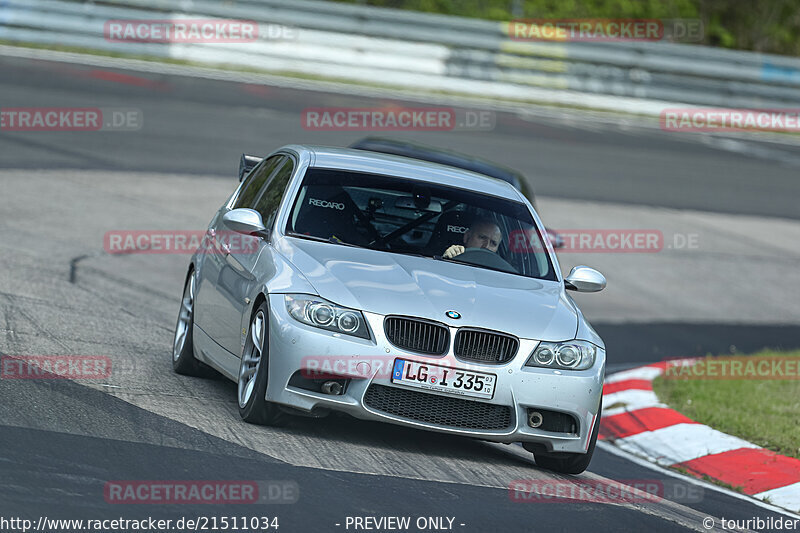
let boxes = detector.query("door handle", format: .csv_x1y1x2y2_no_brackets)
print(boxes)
206,228,230,255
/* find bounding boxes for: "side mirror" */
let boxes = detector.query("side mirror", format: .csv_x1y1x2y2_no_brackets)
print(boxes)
238,154,263,182
223,208,267,236
564,266,606,293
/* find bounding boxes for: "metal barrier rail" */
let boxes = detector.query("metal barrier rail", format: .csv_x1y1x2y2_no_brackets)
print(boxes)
3,0,800,111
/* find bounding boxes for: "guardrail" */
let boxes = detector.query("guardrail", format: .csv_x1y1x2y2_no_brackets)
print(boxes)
2,0,800,113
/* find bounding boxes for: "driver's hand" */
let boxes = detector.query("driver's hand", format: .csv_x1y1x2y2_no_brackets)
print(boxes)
443,245,464,259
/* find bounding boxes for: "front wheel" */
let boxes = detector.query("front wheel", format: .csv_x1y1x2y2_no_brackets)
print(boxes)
532,399,602,475
237,302,285,425
172,271,202,376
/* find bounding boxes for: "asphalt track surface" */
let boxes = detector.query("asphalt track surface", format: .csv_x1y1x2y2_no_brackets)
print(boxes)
1,53,799,532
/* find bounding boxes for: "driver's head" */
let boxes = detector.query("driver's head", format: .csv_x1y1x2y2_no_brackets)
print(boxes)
464,219,502,252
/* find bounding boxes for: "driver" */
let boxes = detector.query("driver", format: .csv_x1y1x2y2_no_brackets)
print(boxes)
443,219,502,259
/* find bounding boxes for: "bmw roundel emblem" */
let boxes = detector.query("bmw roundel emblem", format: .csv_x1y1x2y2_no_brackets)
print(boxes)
445,310,461,320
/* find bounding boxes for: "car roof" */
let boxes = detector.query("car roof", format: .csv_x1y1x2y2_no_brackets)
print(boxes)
282,144,524,202
348,136,526,190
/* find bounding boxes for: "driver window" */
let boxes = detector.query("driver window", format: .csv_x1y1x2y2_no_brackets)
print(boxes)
252,158,295,230
233,155,285,210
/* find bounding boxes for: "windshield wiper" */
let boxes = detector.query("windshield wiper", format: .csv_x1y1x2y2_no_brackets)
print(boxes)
285,232,364,249
288,233,436,260
433,255,517,275
385,249,430,259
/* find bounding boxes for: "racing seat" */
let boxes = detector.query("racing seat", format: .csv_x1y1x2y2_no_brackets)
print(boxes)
425,209,474,256
293,185,367,245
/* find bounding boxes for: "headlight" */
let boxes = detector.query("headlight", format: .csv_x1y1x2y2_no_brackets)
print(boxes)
284,295,370,339
525,340,597,371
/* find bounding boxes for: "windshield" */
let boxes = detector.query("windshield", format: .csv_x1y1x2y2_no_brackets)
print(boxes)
285,168,557,281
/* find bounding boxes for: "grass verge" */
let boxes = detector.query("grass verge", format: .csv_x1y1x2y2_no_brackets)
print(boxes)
652,350,800,459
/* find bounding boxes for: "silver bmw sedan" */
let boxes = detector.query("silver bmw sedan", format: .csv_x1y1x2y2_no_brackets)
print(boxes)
172,145,607,474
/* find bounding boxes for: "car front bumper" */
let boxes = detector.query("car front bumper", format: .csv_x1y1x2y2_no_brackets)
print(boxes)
265,294,604,454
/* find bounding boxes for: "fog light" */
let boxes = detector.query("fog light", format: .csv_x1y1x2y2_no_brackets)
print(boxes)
321,381,343,395
528,411,543,428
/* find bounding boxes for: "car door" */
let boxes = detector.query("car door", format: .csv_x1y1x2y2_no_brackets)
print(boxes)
213,155,296,356
194,155,285,352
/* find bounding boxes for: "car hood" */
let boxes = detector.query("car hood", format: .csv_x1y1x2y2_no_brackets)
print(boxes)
277,238,578,341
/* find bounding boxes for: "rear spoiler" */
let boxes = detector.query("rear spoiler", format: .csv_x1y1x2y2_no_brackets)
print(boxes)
238,154,264,182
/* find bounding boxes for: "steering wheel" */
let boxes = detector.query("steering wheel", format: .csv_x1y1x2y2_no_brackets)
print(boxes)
456,247,518,273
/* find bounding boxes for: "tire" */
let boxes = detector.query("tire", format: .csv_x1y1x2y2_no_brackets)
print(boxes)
172,270,203,376
237,301,285,425
533,398,602,475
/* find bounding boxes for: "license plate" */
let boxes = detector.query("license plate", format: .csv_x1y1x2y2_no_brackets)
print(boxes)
391,359,496,400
